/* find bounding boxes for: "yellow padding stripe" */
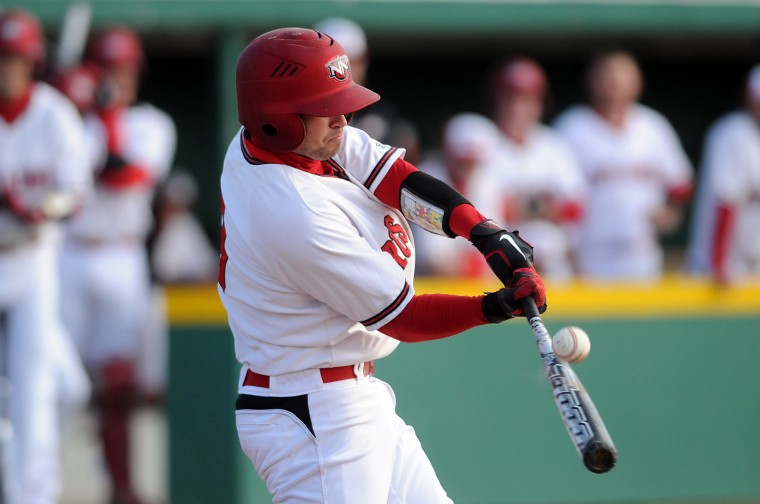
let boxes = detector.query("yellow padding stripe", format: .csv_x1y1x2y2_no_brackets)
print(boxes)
166,276,760,325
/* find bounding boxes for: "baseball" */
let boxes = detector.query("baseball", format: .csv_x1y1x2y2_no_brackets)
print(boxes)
551,326,591,364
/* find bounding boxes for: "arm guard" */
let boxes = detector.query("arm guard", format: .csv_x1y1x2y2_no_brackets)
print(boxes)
399,170,470,238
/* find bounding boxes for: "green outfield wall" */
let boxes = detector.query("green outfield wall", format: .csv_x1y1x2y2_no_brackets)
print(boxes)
167,279,760,503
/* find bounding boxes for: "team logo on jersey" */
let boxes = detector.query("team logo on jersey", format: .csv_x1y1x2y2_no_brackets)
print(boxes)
325,55,350,81
381,215,412,269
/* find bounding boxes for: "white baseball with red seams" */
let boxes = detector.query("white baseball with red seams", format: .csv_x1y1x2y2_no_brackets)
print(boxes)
552,325,591,364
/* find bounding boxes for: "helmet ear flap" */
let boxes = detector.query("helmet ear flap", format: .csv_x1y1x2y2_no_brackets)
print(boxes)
249,114,305,152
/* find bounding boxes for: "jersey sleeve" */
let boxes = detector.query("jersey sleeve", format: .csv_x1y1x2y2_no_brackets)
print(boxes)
130,104,177,183
336,126,406,193
265,195,414,331
709,118,748,204
49,93,91,197
652,111,694,190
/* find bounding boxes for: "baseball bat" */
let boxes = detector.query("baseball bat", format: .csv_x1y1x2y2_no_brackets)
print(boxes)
53,1,92,74
522,297,618,474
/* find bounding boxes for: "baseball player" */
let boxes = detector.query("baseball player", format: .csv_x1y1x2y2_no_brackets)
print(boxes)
57,26,176,504
554,51,693,281
220,28,547,503
0,10,90,503
687,64,760,283
488,58,586,281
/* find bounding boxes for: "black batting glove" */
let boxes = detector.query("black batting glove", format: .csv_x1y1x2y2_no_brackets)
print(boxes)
482,268,548,323
470,219,535,286
102,153,129,173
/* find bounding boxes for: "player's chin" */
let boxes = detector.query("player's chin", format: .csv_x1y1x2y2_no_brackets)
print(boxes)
315,142,341,160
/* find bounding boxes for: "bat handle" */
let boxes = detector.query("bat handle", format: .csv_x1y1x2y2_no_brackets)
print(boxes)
521,296,541,320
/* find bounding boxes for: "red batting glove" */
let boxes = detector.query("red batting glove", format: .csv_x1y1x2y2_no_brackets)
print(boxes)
481,267,548,323
511,267,547,311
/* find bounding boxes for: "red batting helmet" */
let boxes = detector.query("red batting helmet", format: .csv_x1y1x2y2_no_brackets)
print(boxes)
0,9,45,63
86,26,143,69
236,27,380,152
493,57,547,97
51,64,100,113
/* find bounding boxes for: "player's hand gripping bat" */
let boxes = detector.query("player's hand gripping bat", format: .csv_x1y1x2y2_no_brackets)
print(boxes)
522,297,618,474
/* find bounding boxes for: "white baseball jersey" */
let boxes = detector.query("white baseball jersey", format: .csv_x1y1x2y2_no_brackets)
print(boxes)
219,126,414,381
490,125,587,280
64,103,176,243
554,104,693,280
60,102,176,367
689,111,760,280
0,83,89,299
413,154,500,277
0,82,89,504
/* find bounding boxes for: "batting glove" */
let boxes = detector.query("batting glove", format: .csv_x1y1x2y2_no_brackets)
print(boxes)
470,219,535,286
482,267,547,323
0,189,46,224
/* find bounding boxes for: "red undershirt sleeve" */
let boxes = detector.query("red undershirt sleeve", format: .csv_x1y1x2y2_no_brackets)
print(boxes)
378,293,489,343
373,157,418,210
711,202,735,280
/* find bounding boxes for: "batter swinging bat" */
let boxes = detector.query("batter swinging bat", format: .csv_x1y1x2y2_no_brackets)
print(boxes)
522,297,618,474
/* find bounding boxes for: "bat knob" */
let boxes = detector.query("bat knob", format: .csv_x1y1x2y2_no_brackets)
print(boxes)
583,440,618,474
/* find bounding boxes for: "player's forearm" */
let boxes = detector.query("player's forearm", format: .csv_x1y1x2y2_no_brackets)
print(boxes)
374,157,489,239
378,293,488,343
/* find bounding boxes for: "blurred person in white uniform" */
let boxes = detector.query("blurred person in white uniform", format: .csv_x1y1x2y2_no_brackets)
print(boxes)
0,10,90,503
150,169,217,284
687,64,760,284
58,26,176,504
414,112,503,277
489,58,586,281
554,51,693,281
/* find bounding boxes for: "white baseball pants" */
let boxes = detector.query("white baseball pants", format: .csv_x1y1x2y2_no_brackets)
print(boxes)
236,376,453,503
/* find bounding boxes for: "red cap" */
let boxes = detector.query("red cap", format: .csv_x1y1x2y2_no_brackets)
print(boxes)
493,57,546,97
51,64,100,112
87,26,143,69
0,9,44,63
236,27,380,151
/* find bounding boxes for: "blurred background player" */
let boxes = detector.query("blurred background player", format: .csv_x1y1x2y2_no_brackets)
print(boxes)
488,57,586,281
0,9,90,503
414,112,503,276
313,17,422,164
138,168,218,410
687,64,760,284
554,50,693,282
57,25,177,504
150,169,218,285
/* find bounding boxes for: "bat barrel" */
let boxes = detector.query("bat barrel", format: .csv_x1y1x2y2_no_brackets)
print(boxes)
521,296,619,475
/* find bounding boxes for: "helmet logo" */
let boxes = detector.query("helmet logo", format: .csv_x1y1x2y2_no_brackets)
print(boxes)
325,55,350,82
